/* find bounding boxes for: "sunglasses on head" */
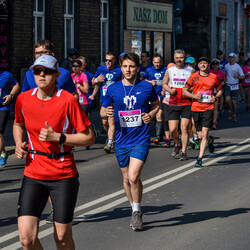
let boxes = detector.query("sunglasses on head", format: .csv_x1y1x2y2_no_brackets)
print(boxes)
33,68,57,75
72,64,80,68
105,59,113,62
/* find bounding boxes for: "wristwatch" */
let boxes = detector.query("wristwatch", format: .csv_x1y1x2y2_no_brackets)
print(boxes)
59,133,66,145
9,94,14,99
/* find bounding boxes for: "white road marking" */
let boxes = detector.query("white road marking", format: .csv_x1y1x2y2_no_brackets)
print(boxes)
1,138,249,249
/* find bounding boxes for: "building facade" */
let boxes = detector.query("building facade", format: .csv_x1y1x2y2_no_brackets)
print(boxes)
174,0,250,61
0,0,173,84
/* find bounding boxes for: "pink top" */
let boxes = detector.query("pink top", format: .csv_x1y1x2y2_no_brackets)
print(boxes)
242,66,250,86
71,73,89,104
209,69,225,82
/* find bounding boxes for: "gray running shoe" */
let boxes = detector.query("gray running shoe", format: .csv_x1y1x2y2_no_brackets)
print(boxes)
131,211,143,231
46,211,53,224
179,152,188,161
171,145,180,157
104,140,113,154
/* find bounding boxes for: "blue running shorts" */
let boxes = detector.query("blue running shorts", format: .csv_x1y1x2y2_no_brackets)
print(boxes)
115,144,150,168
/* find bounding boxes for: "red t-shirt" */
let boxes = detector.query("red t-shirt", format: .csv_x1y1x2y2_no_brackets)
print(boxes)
15,88,91,180
185,72,221,112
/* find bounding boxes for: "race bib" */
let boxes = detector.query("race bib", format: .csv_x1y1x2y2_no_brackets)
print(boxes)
156,80,162,86
229,84,239,91
165,91,170,99
245,77,250,83
119,109,142,128
102,86,108,96
105,81,115,87
198,92,211,103
79,96,84,104
171,78,185,88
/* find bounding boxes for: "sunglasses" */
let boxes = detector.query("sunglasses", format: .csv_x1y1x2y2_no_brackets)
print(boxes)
105,59,113,62
34,51,51,56
72,65,80,68
33,68,57,75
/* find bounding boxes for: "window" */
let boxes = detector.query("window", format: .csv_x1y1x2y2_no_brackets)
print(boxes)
154,32,163,57
33,0,45,44
64,0,74,57
216,18,227,53
131,31,142,56
100,0,109,63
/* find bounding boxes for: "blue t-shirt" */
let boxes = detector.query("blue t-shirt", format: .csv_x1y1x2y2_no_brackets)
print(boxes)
102,80,158,148
139,64,152,78
22,67,76,93
84,71,94,105
0,71,18,111
94,65,122,103
144,66,166,96
219,59,228,73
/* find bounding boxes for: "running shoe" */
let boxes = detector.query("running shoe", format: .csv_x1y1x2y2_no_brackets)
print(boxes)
46,211,53,224
163,139,171,148
208,136,214,153
227,112,232,120
153,136,162,145
104,140,113,154
130,211,143,231
194,158,202,167
0,154,8,168
232,115,237,122
194,139,200,150
212,123,216,130
171,145,180,157
179,152,188,161
187,142,195,150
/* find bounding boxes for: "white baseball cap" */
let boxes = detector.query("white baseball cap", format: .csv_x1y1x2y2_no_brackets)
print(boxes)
229,53,236,57
30,55,59,71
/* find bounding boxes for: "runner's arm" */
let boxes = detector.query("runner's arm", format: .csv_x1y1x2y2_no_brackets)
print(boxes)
162,70,175,94
142,99,160,124
182,87,201,100
77,82,89,94
13,122,28,159
2,82,20,105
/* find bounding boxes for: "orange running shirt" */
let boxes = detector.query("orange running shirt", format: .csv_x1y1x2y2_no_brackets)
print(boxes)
15,88,91,180
185,72,221,112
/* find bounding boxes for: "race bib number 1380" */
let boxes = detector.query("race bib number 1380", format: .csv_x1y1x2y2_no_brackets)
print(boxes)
119,109,142,127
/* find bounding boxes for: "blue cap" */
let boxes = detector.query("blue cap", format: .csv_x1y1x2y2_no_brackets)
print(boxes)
185,57,195,64
30,55,59,71
119,52,126,58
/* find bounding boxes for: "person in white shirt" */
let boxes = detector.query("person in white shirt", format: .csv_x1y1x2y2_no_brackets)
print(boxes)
224,53,245,122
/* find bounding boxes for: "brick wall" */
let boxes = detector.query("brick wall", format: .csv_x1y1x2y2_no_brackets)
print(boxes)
10,1,33,81
164,32,172,64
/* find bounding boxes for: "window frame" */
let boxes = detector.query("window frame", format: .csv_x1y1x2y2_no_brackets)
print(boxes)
64,0,74,57
33,0,45,44
100,0,109,64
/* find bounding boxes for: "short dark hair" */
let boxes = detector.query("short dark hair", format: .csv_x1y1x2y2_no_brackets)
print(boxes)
106,52,115,58
141,51,150,57
153,54,162,61
217,50,223,56
119,53,140,67
34,39,54,52
73,59,82,66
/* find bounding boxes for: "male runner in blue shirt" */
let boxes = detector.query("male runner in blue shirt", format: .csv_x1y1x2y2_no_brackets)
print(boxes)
144,55,167,144
93,52,122,153
101,53,159,230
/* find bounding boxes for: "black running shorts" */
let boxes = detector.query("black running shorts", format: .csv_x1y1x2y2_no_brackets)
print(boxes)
0,110,10,134
18,174,79,223
168,105,192,120
192,110,213,132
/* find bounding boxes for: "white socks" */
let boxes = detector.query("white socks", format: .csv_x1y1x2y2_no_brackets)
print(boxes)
132,202,141,212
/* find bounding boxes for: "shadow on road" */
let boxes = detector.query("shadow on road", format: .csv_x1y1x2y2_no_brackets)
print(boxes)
143,208,250,230
73,204,183,225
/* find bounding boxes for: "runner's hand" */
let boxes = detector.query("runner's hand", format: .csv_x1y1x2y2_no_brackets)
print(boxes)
97,75,105,82
152,80,157,86
39,122,60,142
142,113,151,124
2,95,12,105
211,96,216,103
170,88,177,95
89,95,95,101
15,141,28,159
106,106,114,117
194,93,202,100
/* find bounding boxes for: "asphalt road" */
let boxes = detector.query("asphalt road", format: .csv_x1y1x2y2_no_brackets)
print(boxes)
0,103,250,250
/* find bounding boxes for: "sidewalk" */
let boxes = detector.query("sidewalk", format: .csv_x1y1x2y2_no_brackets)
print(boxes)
5,108,105,156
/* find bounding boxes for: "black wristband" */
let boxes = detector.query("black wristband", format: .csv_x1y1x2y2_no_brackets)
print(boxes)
59,133,66,145
9,94,14,99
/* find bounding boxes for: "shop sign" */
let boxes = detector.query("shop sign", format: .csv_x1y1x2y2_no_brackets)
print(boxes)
126,0,172,32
